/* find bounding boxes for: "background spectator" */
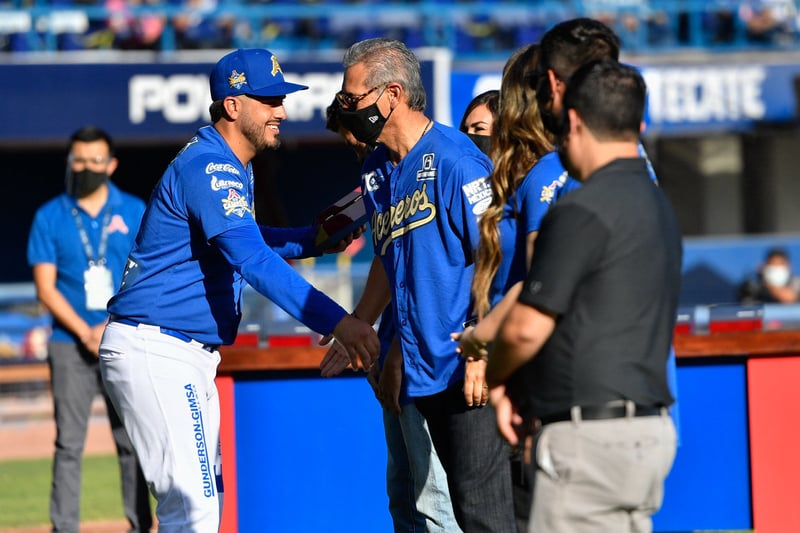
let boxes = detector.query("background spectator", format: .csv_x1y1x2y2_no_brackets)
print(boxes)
739,247,800,304
739,0,798,44
26,125,152,533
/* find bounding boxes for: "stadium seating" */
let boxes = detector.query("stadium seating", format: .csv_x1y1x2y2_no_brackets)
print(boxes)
0,0,797,57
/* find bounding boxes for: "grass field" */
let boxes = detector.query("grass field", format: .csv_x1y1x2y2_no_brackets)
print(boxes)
0,454,129,529
0,454,754,532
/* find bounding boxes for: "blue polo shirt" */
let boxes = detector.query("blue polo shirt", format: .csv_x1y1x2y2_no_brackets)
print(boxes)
27,183,145,342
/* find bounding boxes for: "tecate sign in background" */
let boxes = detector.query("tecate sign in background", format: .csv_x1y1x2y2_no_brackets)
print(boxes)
451,58,800,136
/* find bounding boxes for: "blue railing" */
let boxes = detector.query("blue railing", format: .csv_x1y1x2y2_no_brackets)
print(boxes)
0,1,798,59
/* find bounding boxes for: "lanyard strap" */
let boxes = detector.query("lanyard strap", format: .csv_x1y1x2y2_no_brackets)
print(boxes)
69,202,112,266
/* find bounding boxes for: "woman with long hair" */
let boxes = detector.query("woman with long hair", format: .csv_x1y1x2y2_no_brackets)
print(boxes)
454,43,578,533
458,44,576,355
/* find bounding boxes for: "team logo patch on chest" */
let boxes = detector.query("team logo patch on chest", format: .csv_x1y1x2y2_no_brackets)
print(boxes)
416,153,437,181
222,189,252,217
364,170,384,193
107,214,130,235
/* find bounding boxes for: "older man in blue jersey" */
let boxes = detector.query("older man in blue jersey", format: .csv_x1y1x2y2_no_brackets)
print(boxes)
98,48,380,533
334,38,516,532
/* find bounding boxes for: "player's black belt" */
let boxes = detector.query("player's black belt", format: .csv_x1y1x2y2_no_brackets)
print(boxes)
539,401,665,426
111,316,220,353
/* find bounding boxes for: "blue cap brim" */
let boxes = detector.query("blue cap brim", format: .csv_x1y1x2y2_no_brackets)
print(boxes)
247,81,309,97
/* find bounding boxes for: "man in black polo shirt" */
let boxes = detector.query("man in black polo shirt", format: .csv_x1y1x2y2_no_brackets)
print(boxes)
487,60,682,533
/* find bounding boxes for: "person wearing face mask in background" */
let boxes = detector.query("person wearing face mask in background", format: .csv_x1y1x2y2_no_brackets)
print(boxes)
459,90,499,157
27,125,153,533
739,247,800,304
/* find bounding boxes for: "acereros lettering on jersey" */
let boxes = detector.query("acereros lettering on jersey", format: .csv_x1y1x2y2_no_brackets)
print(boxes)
221,189,252,217
372,182,436,255
462,176,491,215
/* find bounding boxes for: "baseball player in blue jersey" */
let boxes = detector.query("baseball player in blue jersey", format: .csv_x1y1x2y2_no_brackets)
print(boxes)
335,38,515,532
98,48,379,533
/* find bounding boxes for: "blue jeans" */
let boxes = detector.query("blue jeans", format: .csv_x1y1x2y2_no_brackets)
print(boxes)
415,380,516,533
384,402,462,533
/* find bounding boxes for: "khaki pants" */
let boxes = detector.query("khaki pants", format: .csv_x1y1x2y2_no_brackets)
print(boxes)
529,411,676,533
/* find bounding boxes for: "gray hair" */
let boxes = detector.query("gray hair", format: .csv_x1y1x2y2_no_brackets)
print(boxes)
343,38,426,111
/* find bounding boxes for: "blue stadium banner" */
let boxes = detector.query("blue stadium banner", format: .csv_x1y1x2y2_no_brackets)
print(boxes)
451,55,800,136
0,49,451,145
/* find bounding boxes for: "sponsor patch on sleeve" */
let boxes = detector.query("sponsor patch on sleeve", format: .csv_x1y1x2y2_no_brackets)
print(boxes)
462,176,492,215
221,189,252,218
540,171,569,204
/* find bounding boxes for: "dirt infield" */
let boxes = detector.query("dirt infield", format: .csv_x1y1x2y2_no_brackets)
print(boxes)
0,394,114,460
2,520,132,533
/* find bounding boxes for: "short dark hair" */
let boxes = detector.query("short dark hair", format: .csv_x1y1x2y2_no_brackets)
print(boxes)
766,247,790,261
539,17,621,81
563,59,645,142
68,125,115,156
458,90,499,133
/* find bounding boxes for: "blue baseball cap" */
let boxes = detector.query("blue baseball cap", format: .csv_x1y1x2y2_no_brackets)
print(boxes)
210,48,308,101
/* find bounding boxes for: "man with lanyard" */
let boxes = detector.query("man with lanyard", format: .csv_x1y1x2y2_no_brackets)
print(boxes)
27,125,152,533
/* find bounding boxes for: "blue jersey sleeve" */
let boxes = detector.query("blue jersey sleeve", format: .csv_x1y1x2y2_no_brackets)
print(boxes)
518,154,570,234
259,225,319,259
213,224,346,335
446,155,492,255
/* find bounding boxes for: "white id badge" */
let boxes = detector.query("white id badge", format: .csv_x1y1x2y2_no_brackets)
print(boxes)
84,264,114,310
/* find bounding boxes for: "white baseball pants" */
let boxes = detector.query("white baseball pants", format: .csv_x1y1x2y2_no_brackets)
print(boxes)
100,321,223,533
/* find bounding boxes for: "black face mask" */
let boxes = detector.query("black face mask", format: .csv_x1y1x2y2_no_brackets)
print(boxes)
466,133,492,156
66,169,108,198
338,99,392,147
